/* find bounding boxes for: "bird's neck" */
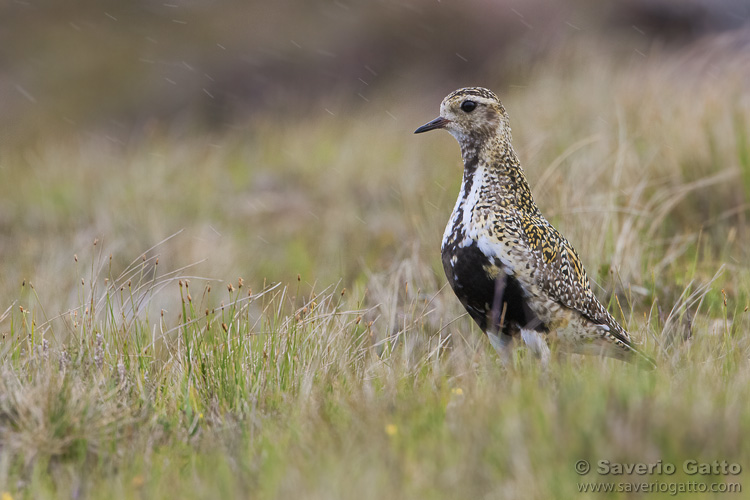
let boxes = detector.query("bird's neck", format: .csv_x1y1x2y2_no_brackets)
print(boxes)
458,134,539,214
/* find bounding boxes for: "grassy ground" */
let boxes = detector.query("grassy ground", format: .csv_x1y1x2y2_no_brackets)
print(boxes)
1,41,750,498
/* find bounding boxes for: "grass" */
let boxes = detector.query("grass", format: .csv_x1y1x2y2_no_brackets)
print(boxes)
2,40,750,498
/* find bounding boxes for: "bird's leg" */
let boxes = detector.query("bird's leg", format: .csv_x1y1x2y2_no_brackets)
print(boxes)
487,274,514,366
487,329,514,366
519,304,551,369
489,273,507,334
521,328,550,368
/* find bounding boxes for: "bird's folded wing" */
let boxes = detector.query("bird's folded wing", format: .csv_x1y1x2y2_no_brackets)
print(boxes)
519,213,633,345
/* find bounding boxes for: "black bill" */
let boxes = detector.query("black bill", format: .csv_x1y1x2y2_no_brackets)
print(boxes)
414,116,450,134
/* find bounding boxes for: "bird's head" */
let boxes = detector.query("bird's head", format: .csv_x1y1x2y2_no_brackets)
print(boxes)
414,87,511,146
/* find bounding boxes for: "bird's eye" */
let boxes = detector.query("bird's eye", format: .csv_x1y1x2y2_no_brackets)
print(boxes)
460,100,477,113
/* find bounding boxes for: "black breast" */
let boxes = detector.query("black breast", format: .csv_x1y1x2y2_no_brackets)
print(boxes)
441,242,543,335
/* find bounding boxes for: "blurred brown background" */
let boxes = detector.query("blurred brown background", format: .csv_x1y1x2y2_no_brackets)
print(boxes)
3,0,749,142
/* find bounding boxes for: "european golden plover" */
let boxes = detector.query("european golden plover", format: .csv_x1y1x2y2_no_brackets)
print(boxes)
415,87,653,366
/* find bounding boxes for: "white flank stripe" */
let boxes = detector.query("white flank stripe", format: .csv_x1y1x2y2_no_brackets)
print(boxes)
444,167,484,248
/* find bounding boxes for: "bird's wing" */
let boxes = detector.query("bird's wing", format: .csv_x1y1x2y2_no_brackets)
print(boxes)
518,213,633,345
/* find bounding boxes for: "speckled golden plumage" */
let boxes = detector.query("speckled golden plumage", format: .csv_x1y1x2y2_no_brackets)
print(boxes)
415,87,653,366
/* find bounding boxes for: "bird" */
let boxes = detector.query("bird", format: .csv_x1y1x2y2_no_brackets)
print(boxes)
414,87,653,367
